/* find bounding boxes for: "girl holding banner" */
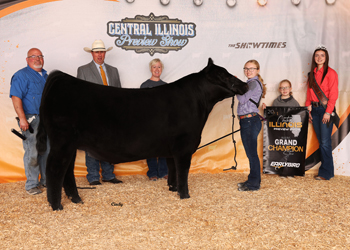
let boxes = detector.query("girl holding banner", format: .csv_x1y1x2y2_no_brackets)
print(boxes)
262,79,300,108
237,60,266,191
306,45,339,181
262,79,300,178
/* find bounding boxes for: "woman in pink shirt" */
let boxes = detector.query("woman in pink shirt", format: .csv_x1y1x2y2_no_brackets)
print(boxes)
306,45,339,180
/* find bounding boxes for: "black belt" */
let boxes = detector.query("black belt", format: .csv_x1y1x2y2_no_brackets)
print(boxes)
311,102,322,107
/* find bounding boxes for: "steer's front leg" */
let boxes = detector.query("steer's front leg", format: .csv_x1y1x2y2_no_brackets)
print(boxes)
63,151,83,205
166,157,177,192
174,154,192,199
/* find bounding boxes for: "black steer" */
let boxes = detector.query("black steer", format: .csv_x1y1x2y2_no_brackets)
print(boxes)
37,58,248,210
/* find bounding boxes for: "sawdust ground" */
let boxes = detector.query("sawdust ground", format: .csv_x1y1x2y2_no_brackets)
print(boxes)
0,172,349,249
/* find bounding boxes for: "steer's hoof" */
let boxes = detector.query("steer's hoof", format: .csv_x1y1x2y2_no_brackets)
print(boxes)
51,203,63,211
70,196,83,204
169,185,178,192
179,193,190,199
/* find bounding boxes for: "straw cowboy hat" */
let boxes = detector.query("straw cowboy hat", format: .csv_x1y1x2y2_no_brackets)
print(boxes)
84,39,113,52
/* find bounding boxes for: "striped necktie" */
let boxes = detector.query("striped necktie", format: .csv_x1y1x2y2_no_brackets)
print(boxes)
99,65,108,86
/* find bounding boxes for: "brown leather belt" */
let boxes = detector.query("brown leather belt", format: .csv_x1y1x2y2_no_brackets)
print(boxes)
311,102,322,107
239,112,257,120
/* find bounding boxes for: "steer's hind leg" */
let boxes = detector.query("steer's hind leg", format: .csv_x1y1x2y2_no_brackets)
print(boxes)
166,157,177,192
63,150,83,205
174,154,192,199
46,144,77,211
46,149,65,211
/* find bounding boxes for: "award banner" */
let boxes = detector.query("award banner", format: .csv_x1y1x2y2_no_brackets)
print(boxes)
263,107,309,176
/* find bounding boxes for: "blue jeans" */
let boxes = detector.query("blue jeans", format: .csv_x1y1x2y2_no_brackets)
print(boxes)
85,152,115,183
146,157,168,178
21,115,49,191
311,106,334,180
240,115,262,190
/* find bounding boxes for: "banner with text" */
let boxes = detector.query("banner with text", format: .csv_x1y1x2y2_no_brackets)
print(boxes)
263,107,309,176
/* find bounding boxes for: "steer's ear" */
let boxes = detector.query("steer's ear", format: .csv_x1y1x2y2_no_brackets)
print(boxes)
204,58,214,74
207,58,214,66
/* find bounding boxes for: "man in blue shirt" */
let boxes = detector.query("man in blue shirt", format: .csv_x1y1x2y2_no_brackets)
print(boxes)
10,48,50,195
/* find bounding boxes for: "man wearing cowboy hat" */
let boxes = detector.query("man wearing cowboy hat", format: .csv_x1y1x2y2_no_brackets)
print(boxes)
77,39,122,185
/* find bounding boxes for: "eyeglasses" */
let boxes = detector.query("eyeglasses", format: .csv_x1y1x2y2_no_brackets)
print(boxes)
27,55,44,59
279,87,290,90
243,68,257,72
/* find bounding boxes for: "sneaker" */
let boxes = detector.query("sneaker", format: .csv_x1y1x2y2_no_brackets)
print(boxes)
238,185,259,192
149,176,158,181
89,180,102,185
26,187,42,195
237,182,247,188
102,178,123,184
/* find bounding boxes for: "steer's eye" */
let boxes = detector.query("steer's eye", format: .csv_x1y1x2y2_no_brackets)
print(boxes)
218,73,229,82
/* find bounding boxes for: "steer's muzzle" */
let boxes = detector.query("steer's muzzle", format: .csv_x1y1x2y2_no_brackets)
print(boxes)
231,78,249,96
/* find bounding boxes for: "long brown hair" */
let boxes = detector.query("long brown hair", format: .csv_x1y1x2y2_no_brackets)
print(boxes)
245,59,267,98
308,48,329,88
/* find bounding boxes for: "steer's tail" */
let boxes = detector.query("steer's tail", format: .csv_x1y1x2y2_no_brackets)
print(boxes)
36,118,47,155
36,71,59,155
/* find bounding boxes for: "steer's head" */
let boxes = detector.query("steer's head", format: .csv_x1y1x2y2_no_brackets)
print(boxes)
204,58,249,96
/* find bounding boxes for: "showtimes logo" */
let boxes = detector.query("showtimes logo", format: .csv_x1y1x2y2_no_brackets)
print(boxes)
228,42,287,49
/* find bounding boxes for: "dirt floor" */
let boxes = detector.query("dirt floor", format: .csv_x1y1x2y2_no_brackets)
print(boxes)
0,172,349,249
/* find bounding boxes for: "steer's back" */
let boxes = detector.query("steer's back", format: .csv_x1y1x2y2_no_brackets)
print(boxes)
41,71,206,163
